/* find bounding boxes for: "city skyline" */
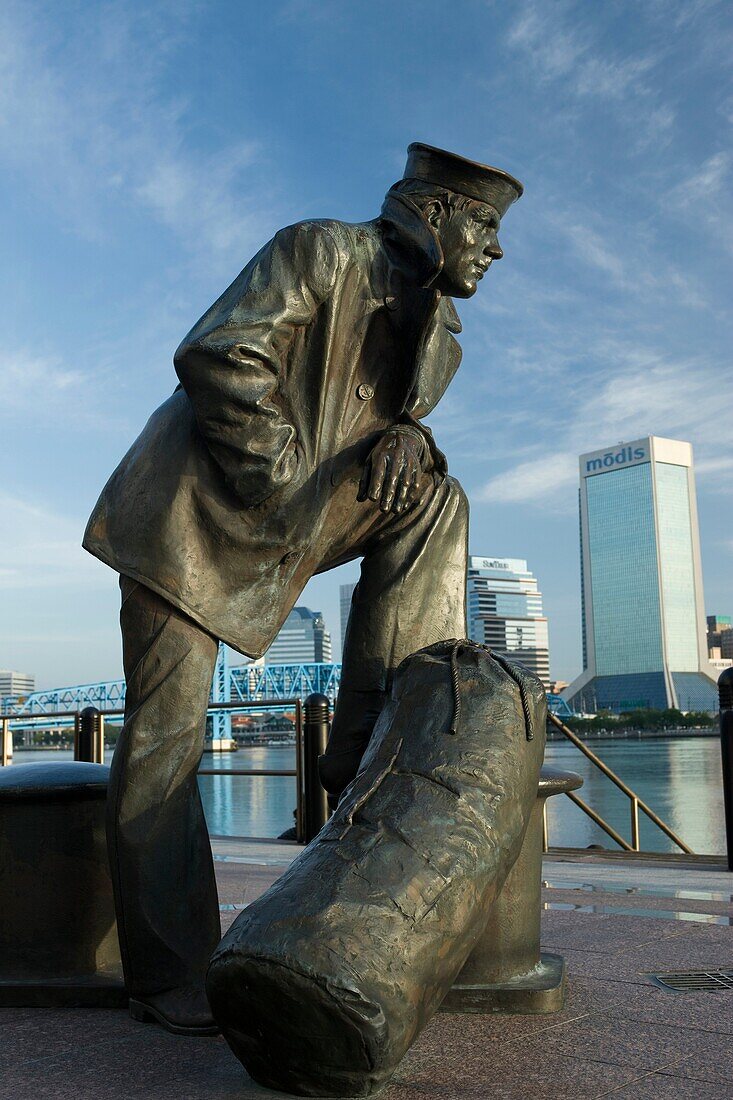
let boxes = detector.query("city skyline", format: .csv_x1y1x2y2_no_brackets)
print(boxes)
3,488,730,696
1,2,731,690
3,462,730,698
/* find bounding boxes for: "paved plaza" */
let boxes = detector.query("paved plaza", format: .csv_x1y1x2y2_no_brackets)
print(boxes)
3,841,733,1099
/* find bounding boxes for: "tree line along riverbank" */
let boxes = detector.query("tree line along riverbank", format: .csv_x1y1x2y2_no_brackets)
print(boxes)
551,707,717,741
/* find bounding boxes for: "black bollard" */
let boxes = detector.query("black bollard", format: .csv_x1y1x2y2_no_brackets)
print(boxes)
74,706,104,764
719,669,733,871
303,693,330,843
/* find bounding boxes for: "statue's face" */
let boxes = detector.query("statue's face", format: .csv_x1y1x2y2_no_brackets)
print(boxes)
432,200,504,298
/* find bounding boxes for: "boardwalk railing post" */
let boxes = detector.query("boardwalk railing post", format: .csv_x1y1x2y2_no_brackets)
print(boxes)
719,669,733,871
74,707,104,763
1,718,12,766
303,693,330,843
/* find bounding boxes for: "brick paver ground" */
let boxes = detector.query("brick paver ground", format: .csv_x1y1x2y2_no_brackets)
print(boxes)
2,844,731,1099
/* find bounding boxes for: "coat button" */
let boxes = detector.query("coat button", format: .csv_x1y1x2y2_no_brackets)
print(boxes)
356,383,375,401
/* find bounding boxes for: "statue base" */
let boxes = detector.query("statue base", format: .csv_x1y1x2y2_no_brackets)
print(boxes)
0,763,125,1009
441,952,566,1015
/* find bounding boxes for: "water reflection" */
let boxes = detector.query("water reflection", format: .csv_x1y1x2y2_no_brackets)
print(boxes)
545,738,725,854
542,902,731,925
197,746,297,838
11,737,725,855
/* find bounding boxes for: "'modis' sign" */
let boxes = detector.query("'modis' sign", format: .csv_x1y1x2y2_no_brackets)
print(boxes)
583,442,647,476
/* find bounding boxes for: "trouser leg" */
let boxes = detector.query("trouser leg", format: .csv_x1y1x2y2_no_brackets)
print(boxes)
320,475,469,797
107,577,221,998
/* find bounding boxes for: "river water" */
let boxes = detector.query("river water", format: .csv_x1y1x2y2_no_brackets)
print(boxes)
10,736,727,855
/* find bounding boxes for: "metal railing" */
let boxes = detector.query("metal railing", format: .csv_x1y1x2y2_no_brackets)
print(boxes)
197,699,304,840
718,669,733,870
3,700,695,855
0,698,316,842
1,717,11,767
544,712,693,855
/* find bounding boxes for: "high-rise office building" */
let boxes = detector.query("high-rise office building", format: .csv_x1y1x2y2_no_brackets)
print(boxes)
564,436,718,713
0,670,35,699
467,557,550,686
339,582,357,657
265,607,332,665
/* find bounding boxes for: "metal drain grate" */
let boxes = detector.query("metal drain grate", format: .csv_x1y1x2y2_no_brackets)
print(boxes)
649,970,733,992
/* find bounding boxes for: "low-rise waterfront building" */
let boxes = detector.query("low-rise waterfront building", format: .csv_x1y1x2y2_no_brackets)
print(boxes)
708,615,733,662
0,670,35,700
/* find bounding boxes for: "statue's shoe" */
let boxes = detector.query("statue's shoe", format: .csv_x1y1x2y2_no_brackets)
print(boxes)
129,987,220,1036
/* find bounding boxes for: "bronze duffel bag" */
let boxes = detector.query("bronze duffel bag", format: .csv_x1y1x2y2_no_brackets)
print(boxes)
207,640,546,1097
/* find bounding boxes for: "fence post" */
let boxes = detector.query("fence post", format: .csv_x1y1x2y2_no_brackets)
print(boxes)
303,693,330,843
719,669,733,871
74,707,104,763
630,796,640,851
1,718,12,766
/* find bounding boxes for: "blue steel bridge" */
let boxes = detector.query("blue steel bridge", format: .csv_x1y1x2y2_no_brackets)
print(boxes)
2,644,572,733
1,645,343,738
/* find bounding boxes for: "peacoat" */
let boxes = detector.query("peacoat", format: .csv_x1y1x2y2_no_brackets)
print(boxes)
83,191,464,657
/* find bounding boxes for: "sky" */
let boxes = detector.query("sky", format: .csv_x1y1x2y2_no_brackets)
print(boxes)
1,0,731,690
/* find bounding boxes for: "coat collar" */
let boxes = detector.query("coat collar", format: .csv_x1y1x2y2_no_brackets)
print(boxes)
379,190,444,288
378,192,462,334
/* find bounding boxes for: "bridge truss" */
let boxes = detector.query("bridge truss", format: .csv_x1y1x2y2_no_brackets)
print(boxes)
3,648,572,730
2,645,343,723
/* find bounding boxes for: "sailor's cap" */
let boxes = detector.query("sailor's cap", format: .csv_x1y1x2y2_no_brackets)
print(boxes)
403,143,523,217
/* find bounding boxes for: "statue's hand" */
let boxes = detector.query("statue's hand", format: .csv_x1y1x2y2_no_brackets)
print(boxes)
357,429,425,514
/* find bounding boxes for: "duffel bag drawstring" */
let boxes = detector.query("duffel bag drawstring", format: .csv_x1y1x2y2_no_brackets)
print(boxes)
448,641,462,736
447,640,534,741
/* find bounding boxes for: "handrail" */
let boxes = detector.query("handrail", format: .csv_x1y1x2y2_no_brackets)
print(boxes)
1,696,306,840
546,712,693,854
1,698,302,721
197,769,297,777
4,700,693,854
1,718,11,767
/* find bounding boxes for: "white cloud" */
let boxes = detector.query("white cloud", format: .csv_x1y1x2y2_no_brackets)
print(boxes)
134,141,274,262
654,0,727,32
476,352,733,506
505,1,674,143
697,456,733,477
479,452,577,503
0,3,280,263
0,492,106,591
559,214,709,308
669,152,730,207
507,8,581,78
0,348,129,429
0,351,85,409
565,222,628,286
666,152,733,256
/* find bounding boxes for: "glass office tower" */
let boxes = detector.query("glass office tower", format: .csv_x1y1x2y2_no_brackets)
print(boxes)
467,556,550,686
265,606,333,665
339,582,357,658
564,436,717,713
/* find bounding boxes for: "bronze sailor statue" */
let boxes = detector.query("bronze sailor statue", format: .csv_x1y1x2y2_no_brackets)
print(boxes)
83,143,524,1037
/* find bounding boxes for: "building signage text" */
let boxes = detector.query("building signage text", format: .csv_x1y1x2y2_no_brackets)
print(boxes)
584,444,646,476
